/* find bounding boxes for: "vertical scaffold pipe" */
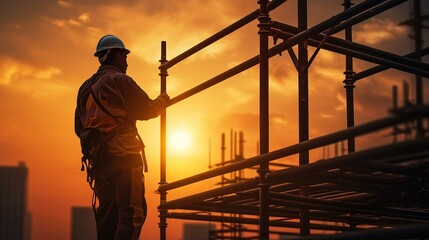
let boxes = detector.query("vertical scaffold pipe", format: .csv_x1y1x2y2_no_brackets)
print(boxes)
221,133,225,240
257,0,270,239
298,0,310,236
159,41,168,240
343,0,356,154
414,0,424,136
342,1,357,231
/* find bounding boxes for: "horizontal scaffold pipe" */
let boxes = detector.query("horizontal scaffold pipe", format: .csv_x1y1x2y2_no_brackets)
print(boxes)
284,223,429,240
270,27,429,78
269,192,429,221
353,47,429,81
315,40,429,78
271,22,429,73
169,54,260,106
270,0,387,54
346,150,429,174
160,0,287,70
179,192,428,226
160,178,259,209
157,105,429,193
166,212,350,232
266,142,429,187
167,0,388,107
180,201,390,225
160,138,428,210
331,0,407,36
178,200,407,226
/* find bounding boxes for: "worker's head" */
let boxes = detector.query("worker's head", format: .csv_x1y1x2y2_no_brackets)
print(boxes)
94,35,130,73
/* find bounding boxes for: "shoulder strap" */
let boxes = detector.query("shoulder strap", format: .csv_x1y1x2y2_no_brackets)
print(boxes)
89,75,120,123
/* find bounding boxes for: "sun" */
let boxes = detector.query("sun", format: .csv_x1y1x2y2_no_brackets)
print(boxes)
169,130,191,152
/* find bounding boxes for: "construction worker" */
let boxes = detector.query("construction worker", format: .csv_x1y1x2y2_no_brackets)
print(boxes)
75,34,169,240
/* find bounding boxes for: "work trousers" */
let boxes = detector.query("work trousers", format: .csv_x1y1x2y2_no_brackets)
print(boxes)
94,155,147,240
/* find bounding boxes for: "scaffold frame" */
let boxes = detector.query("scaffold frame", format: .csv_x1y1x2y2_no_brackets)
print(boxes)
157,1,429,239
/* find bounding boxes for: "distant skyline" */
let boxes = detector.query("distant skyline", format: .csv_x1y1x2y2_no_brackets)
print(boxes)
0,162,30,240
0,1,428,240
71,206,96,240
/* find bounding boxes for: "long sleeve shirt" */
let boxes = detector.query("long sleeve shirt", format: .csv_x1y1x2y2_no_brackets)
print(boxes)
75,65,164,156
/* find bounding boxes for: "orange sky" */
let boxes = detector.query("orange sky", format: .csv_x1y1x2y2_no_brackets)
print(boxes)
0,1,428,239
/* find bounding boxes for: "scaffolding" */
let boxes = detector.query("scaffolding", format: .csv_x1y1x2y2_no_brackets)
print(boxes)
157,0,429,239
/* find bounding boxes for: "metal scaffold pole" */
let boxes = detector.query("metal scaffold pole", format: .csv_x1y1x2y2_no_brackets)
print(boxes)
414,0,423,106
159,41,168,240
298,0,310,236
343,0,356,154
413,0,424,136
257,0,271,239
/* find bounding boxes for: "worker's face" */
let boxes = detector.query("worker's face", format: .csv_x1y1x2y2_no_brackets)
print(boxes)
116,49,128,74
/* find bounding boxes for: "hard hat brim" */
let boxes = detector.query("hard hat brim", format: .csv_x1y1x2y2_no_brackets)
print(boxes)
94,47,130,57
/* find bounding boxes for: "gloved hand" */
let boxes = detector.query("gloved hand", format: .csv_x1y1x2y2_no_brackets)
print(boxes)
155,92,170,108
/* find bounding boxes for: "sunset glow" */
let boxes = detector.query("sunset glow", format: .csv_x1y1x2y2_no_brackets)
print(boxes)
169,130,191,152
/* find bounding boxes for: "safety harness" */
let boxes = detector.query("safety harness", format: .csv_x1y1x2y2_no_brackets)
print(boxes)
79,74,148,216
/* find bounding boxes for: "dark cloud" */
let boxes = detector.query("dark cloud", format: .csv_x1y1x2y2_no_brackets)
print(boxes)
271,60,294,83
0,0,87,64
0,0,52,25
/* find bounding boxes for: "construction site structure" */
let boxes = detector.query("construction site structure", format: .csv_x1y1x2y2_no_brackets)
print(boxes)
213,130,248,239
157,0,429,239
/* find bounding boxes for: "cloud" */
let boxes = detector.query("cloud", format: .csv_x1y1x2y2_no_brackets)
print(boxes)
224,87,254,105
354,18,407,45
78,12,90,22
0,57,59,84
0,56,70,100
57,0,73,8
92,1,242,63
45,12,91,28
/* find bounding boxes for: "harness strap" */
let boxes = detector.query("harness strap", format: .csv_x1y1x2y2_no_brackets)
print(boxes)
92,191,97,218
89,75,149,172
89,76,121,122
137,133,148,172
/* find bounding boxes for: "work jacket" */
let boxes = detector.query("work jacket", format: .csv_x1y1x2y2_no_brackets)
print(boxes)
75,65,164,157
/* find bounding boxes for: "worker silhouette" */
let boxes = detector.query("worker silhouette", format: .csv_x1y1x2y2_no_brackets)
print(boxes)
75,34,169,240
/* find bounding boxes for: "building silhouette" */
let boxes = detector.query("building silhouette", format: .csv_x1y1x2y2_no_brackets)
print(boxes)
71,206,96,240
183,222,215,240
0,162,31,240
